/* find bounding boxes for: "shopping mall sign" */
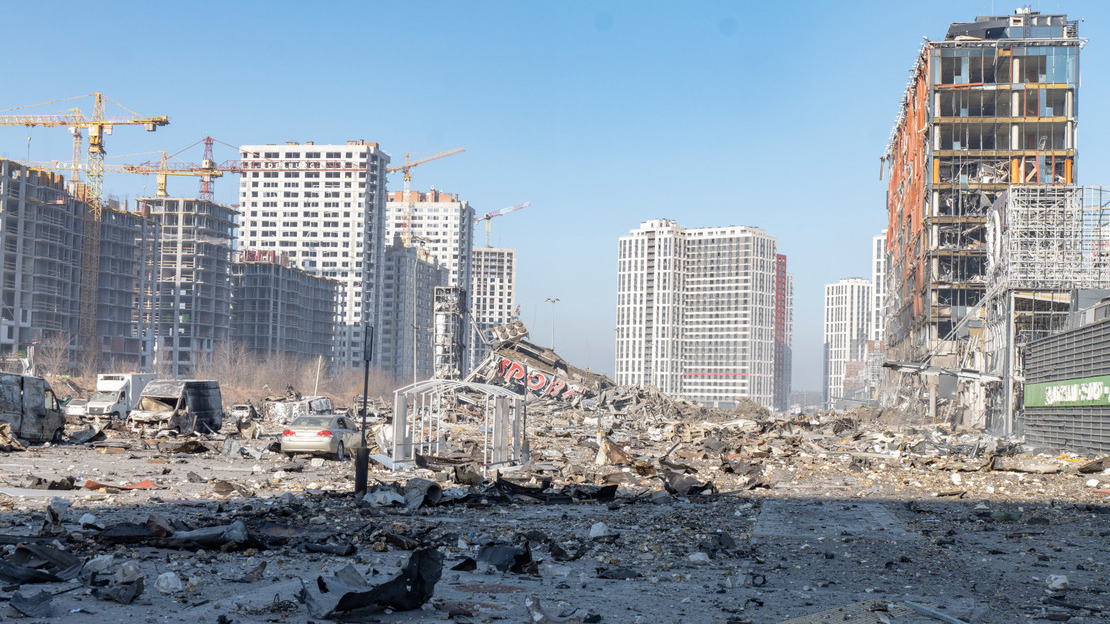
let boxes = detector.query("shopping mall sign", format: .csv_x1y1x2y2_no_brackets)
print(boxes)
1024,375,1110,407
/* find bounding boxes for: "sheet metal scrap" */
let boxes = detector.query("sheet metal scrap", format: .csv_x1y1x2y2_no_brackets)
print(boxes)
299,547,444,618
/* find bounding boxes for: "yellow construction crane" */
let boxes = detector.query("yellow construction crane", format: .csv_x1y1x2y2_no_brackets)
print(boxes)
28,153,220,199
123,137,243,200
0,93,169,362
387,147,465,245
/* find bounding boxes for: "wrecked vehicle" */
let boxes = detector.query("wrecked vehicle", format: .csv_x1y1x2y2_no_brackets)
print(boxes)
0,372,67,443
228,402,258,425
127,380,223,435
263,393,333,425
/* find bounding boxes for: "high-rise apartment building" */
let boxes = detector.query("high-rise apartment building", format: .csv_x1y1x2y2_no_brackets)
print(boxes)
616,219,786,409
823,278,872,410
379,238,447,383
0,160,160,371
470,247,516,369
387,189,475,376
870,232,887,344
386,189,473,291
883,10,1079,363
238,141,389,368
139,197,235,377
773,254,793,412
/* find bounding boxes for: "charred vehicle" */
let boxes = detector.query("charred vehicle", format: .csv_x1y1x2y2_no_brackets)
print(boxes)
127,380,223,435
0,372,67,443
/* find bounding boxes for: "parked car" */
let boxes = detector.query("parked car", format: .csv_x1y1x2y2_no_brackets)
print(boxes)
281,414,359,460
65,398,88,418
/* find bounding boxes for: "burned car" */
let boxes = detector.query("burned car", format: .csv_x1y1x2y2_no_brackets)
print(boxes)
127,380,223,435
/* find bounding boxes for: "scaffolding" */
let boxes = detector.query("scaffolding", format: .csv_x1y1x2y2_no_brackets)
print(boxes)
980,185,1110,433
990,186,1110,289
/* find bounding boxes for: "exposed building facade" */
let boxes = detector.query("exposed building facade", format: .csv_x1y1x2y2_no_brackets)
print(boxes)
140,197,235,377
823,278,872,410
0,160,82,366
230,249,338,362
379,238,447,382
470,247,517,369
616,219,786,409
883,9,1082,427
237,141,389,368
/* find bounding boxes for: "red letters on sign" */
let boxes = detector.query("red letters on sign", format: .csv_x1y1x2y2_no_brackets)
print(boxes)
496,356,587,401
527,371,548,391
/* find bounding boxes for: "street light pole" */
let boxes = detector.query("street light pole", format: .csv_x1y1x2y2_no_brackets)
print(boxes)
545,297,560,351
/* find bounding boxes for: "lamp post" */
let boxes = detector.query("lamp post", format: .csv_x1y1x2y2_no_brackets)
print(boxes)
545,297,560,351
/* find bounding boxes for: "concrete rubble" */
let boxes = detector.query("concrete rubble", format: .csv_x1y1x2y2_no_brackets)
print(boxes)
0,378,1103,623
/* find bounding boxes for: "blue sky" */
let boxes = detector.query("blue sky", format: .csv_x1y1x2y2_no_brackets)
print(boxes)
1,1,1106,391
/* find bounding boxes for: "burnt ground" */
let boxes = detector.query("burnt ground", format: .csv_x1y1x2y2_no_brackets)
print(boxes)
0,417,1106,623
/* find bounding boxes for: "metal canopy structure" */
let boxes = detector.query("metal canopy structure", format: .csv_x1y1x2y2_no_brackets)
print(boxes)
390,379,524,471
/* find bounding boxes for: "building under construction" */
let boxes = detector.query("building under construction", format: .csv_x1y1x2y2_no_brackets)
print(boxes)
0,159,159,371
230,249,338,362
139,197,235,377
882,10,1083,428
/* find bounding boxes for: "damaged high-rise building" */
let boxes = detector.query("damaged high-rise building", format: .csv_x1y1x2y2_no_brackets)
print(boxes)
882,10,1088,428
615,219,791,410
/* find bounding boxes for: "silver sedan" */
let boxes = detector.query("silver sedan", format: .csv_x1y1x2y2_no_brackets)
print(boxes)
280,414,359,460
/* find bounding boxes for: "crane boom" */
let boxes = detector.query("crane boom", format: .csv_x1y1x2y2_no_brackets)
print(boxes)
475,202,530,247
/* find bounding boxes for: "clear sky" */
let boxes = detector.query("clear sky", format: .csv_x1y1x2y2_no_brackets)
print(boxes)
1,1,1106,391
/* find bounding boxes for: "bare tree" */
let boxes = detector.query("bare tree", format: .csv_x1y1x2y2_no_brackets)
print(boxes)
34,331,74,378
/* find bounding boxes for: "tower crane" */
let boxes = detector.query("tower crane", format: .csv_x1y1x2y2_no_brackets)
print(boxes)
0,93,169,362
386,148,465,246
475,202,530,247
123,137,244,200
33,137,245,200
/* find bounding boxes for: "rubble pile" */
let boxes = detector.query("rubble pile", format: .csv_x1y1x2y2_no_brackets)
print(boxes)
0,374,1104,622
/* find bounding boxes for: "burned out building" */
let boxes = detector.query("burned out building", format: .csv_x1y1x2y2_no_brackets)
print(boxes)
230,249,338,363
882,10,1085,427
